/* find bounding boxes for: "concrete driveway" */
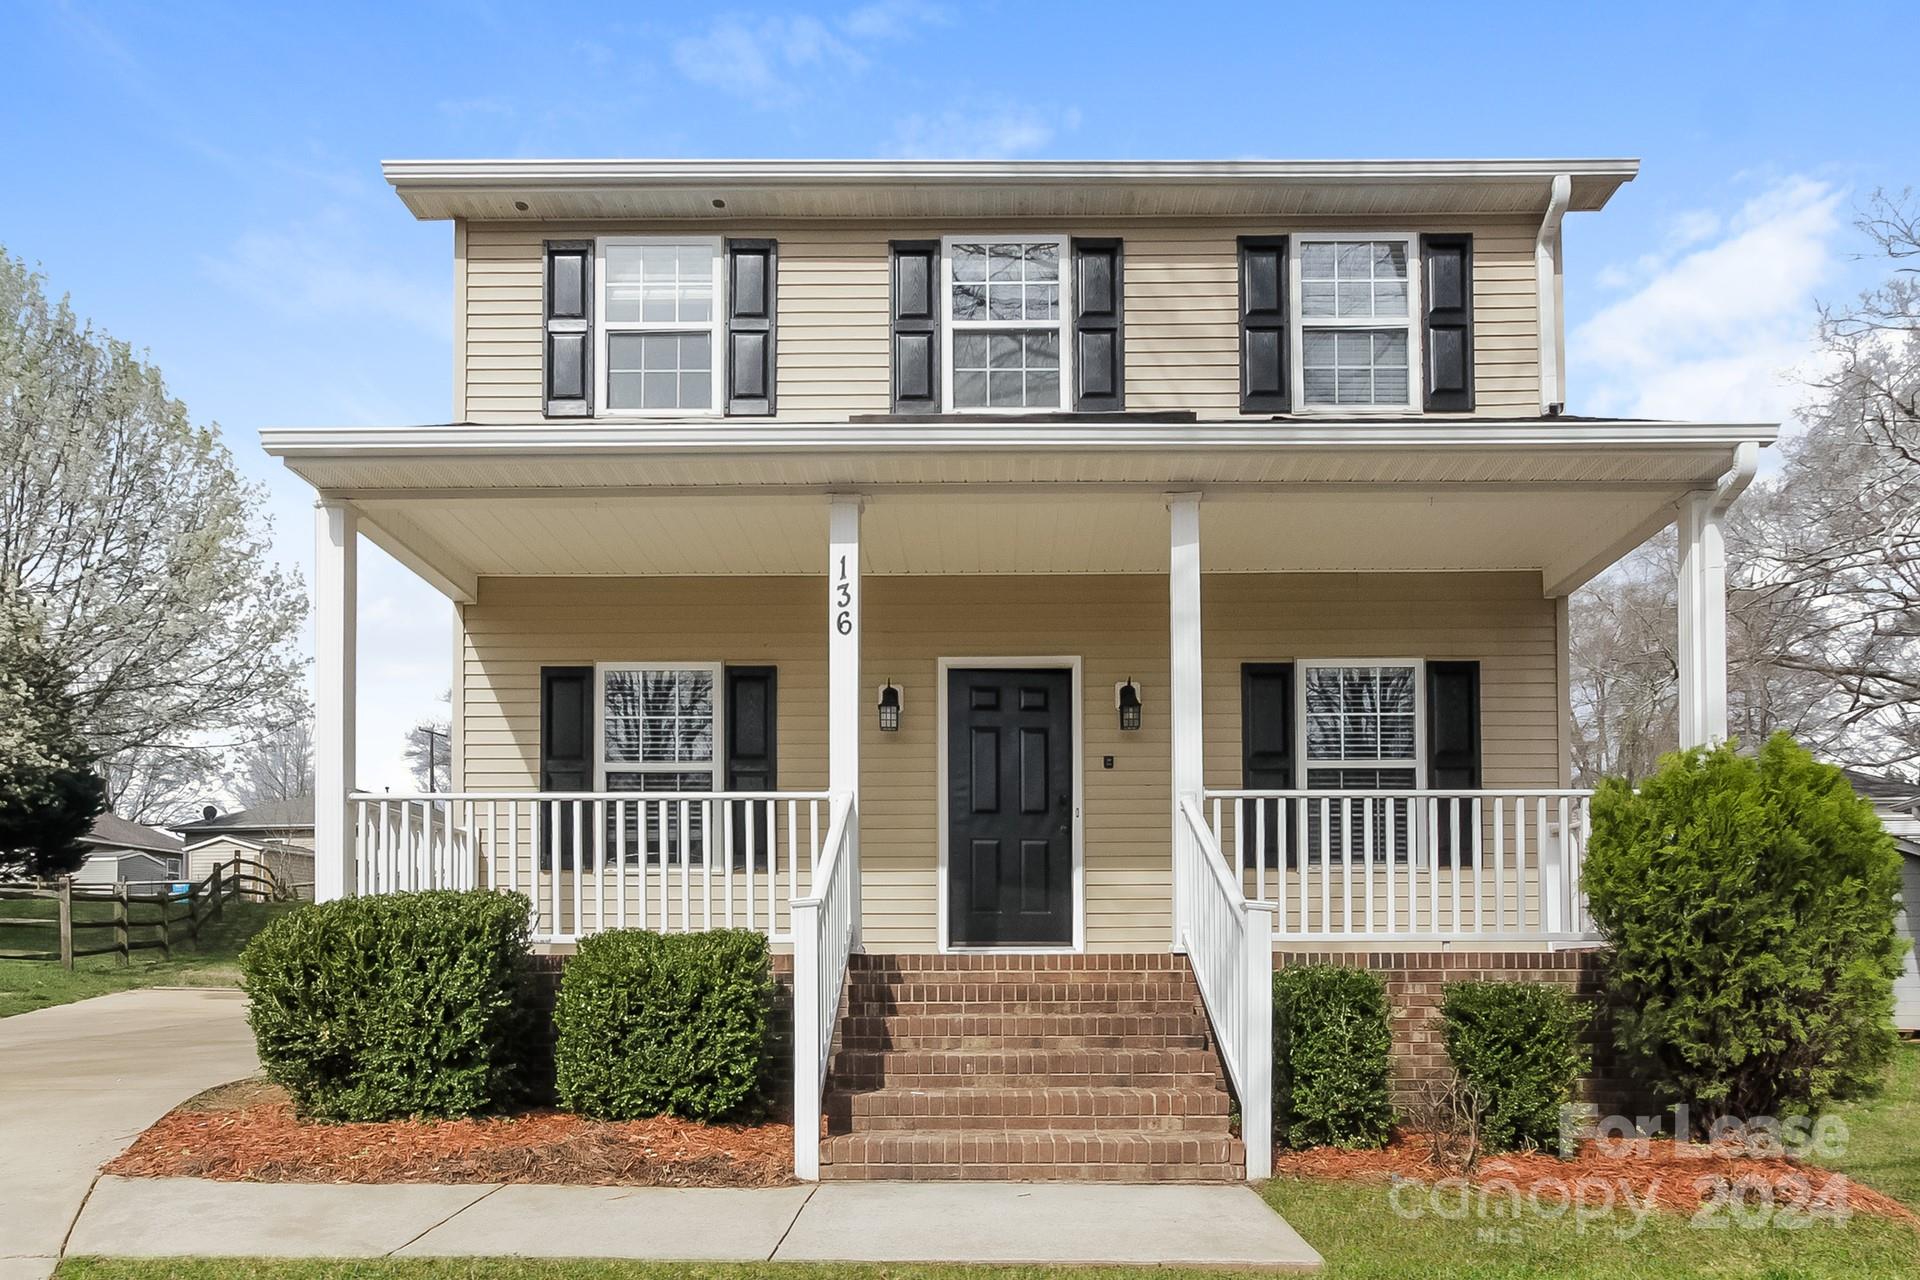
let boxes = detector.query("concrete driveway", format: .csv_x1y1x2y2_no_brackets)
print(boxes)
0,987,257,1280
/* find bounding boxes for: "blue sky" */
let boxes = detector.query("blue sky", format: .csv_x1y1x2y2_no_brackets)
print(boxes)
2,0,1915,790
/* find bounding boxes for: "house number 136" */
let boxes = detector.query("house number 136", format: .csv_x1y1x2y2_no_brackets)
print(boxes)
834,555,852,635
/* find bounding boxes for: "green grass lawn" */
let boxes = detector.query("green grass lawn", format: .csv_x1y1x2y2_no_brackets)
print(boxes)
1820,1040,1920,1210
0,897,296,1017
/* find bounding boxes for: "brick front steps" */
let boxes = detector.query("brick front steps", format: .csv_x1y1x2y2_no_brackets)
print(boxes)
819,953,1244,1182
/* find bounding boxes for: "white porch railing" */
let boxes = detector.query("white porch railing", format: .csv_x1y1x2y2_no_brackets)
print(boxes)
350,791,832,944
791,792,857,1181
1176,794,1275,1180
1200,788,1596,942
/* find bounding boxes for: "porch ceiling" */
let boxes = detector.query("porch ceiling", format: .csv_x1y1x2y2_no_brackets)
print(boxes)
264,419,1776,602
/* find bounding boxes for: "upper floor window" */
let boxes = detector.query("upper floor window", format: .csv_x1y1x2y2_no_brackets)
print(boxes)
942,236,1071,412
597,237,723,415
1291,236,1420,411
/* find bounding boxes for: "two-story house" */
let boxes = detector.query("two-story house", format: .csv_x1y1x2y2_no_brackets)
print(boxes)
264,158,1773,1182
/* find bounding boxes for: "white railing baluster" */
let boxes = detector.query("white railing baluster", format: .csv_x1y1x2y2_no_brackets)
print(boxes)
1362,796,1375,934
1189,787,1597,945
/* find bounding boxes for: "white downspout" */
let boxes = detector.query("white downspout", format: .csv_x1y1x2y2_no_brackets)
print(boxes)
1536,174,1572,415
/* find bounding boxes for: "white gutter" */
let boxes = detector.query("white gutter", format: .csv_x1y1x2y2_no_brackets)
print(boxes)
1712,440,1761,513
1536,174,1573,415
382,157,1642,189
259,419,1780,460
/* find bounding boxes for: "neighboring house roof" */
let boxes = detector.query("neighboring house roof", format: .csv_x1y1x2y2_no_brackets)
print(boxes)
171,796,315,838
81,813,184,856
1841,769,1920,858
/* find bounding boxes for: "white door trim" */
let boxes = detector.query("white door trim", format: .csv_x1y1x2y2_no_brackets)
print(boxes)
935,655,1086,955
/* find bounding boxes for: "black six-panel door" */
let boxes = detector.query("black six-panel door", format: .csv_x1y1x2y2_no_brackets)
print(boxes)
947,667,1074,946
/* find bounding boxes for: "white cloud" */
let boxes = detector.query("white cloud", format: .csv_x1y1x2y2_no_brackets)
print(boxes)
891,104,1080,159
671,4,945,107
1571,177,1843,425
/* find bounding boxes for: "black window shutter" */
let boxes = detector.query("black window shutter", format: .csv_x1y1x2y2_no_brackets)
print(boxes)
1238,236,1289,413
539,665,593,870
890,240,940,413
1426,660,1482,866
1071,238,1124,411
725,239,777,416
1240,663,1297,868
1421,234,1475,412
544,241,592,418
724,665,777,868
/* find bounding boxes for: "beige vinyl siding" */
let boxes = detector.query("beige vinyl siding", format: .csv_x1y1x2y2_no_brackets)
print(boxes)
459,570,1562,952
457,218,1540,423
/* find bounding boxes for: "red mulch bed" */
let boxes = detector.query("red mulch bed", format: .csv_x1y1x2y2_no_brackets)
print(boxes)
105,1080,793,1187
1274,1132,1917,1225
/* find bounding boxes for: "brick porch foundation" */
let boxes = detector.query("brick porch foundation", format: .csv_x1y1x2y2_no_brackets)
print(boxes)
1273,947,1626,1112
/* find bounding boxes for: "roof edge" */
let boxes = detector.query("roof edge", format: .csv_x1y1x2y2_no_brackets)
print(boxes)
261,419,1778,461
384,157,1641,186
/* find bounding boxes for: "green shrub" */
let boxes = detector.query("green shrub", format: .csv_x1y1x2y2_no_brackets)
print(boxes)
1440,981,1589,1152
554,929,774,1121
239,889,535,1121
1273,964,1394,1148
1585,732,1906,1127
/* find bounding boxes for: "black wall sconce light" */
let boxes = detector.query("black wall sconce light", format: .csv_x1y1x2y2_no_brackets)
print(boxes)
1115,679,1143,732
877,682,903,732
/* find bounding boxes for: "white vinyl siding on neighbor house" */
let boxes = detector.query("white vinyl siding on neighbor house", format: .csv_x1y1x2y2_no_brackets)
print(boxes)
456,570,1565,952
1896,854,1920,1031
455,218,1542,422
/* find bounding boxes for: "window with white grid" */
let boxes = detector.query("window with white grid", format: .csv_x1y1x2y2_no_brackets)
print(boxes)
943,237,1070,411
598,665,719,861
1293,237,1419,410
597,238,722,414
1299,661,1422,861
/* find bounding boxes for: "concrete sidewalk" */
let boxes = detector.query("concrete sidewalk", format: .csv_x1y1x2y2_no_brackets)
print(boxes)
69,1176,1324,1270
0,988,258,1280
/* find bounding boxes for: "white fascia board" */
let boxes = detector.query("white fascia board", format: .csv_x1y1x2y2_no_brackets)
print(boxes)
262,419,1778,460
384,157,1641,187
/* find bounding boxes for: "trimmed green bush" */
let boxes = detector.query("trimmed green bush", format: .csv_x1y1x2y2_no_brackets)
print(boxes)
1585,732,1906,1127
1441,981,1589,1152
240,889,535,1121
1273,964,1394,1149
554,929,774,1121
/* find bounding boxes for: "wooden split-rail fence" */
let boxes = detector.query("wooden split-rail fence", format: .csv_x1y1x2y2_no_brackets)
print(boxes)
0,857,289,969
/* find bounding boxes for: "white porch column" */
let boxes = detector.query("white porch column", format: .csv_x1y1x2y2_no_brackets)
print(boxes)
1675,491,1729,749
828,496,863,942
1169,493,1203,946
314,499,358,902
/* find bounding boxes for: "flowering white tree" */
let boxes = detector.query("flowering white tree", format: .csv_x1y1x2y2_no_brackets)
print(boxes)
0,249,308,822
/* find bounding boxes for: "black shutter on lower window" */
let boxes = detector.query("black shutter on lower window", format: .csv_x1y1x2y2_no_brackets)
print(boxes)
1241,663,1297,868
1426,660,1482,866
725,239,777,416
539,666,593,870
1421,234,1475,413
1238,236,1289,413
890,240,940,413
724,665,777,868
544,241,592,418
1071,238,1123,411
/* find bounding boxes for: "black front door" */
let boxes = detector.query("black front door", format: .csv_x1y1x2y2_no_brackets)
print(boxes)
947,667,1075,946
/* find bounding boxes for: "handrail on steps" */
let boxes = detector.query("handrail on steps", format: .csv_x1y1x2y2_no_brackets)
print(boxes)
1178,794,1275,1181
